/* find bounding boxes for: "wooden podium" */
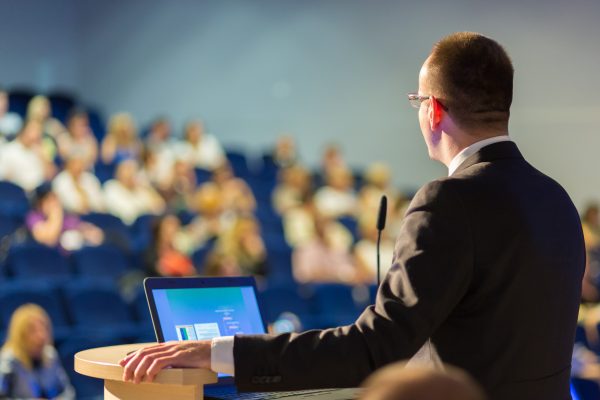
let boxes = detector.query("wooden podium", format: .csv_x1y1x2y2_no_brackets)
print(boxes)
74,343,218,400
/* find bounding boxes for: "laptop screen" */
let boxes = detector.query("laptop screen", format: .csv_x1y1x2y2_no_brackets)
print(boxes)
144,277,267,382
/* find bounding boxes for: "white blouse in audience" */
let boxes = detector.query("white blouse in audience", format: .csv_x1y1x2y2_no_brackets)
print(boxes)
179,133,226,171
103,179,164,224
0,140,45,191
314,186,357,218
52,170,105,214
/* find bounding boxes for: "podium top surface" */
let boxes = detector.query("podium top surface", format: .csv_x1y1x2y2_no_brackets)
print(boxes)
74,343,217,386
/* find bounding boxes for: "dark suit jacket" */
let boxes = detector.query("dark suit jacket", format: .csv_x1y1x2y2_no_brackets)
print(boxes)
234,142,585,400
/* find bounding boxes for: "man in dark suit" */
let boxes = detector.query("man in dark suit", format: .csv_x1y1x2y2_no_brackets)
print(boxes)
121,32,585,400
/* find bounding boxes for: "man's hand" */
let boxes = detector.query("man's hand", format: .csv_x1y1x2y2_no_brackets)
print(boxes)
119,341,212,384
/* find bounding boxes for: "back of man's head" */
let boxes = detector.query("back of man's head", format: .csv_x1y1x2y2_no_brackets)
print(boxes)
360,362,487,400
426,32,513,133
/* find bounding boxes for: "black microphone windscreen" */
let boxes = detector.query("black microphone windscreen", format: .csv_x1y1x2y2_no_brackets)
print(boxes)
377,195,387,231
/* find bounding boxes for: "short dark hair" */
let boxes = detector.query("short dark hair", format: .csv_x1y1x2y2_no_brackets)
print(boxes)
427,32,514,131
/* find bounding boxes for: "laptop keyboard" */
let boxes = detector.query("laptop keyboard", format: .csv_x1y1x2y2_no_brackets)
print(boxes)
205,388,338,399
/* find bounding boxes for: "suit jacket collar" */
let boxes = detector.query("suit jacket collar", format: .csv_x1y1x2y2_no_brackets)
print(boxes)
452,141,524,176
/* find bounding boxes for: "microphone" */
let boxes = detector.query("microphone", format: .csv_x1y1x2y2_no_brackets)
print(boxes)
376,195,387,287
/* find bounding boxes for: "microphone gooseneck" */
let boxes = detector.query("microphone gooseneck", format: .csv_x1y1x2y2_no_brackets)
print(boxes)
376,195,388,287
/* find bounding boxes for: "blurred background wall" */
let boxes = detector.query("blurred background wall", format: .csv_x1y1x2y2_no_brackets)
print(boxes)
1,0,599,208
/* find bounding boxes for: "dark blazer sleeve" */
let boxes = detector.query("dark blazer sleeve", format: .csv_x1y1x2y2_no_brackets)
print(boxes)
233,179,474,391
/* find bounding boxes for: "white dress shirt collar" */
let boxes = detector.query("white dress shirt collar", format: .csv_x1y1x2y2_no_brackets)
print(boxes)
448,135,512,176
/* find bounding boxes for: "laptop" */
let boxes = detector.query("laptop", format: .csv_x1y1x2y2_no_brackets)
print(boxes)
144,276,360,400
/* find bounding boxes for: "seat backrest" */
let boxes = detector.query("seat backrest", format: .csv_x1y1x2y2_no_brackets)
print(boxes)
8,244,71,280
0,181,29,217
71,245,129,280
63,282,133,327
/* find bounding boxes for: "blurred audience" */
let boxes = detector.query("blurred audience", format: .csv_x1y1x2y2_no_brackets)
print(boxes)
26,95,64,162
360,362,486,400
26,183,103,252
204,250,243,277
145,214,196,277
100,112,141,164
272,135,298,168
0,86,23,138
187,182,234,248
52,155,104,214
354,216,395,283
0,304,75,399
103,159,165,224
211,163,256,214
358,163,398,220
0,119,56,191
180,120,226,171
213,215,268,277
320,143,347,177
314,166,357,218
56,108,98,168
272,165,313,215
292,212,356,284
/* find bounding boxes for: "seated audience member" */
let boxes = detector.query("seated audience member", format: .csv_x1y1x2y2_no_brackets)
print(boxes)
581,203,600,302
0,86,23,138
26,183,103,251
145,117,178,187
272,165,312,215
211,163,256,214
360,362,486,400
214,215,267,277
203,250,243,277
144,214,196,277
26,95,65,139
0,304,75,399
56,108,98,168
314,166,357,218
572,342,600,383
180,120,226,171
100,112,141,164
283,195,353,249
320,143,347,177
0,119,56,191
103,159,166,224
354,216,395,283
292,212,356,284
158,157,197,212
187,182,234,247
52,155,104,214
358,162,398,218
272,134,298,168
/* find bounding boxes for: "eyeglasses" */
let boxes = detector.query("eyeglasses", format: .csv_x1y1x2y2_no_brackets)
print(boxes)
407,92,448,111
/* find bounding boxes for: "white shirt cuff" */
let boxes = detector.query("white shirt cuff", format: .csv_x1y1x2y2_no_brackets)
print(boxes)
210,336,235,376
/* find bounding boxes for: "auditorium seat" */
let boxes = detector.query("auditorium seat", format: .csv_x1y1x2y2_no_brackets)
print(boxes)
0,281,71,343
265,246,295,287
7,88,34,118
63,280,140,340
0,181,29,218
259,285,314,329
310,283,361,328
47,91,77,124
71,244,130,281
6,243,71,282
337,216,359,243
194,168,212,185
81,212,133,250
225,149,252,178
191,245,213,273
58,335,126,400
571,377,600,400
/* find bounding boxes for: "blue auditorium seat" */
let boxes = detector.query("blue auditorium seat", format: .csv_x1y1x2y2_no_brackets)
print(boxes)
259,154,279,181
259,285,314,329
571,377,600,400
191,245,213,273
63,280,140,340
47,92,77,124
6,243,71,282
225,149,251,178
0,214,23,240
265,246,295,287
59,335,126,399
0,281,71,343
71,245,130,281
310,283,362,328
0,181,29,218
81,212,133,250
86,107,106,142
7,88,34,118
94,161,117,184
338,216,359,243
194,168,212,185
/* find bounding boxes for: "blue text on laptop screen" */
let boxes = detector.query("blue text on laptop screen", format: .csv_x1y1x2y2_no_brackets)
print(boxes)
152,286,266,342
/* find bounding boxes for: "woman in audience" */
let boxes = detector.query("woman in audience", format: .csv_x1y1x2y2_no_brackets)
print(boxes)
26,95,64,162
100,112,141,164
214,215,268,277
292,211,356,284
0,304,75,399
52,154,105,214
180,120,226,171
320,143,347,177
203,250,243,277
0,119,56,191
158,157,197,213
358,162,398,219
314,166,357,218
145,214,196,277
26,183,103,252
211,163,256,215
272,134,298,168
103,159,166,224
56,108,98,169
272,165,312,215
187,182,233,247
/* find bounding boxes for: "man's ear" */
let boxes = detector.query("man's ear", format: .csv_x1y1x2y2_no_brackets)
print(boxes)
428,96,444,130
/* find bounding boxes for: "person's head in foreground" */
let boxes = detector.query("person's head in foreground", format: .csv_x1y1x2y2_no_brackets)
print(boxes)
360,362,487,400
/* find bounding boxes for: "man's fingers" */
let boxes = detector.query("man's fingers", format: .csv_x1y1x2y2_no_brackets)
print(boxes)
144,355,178,382
122,344,175,382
